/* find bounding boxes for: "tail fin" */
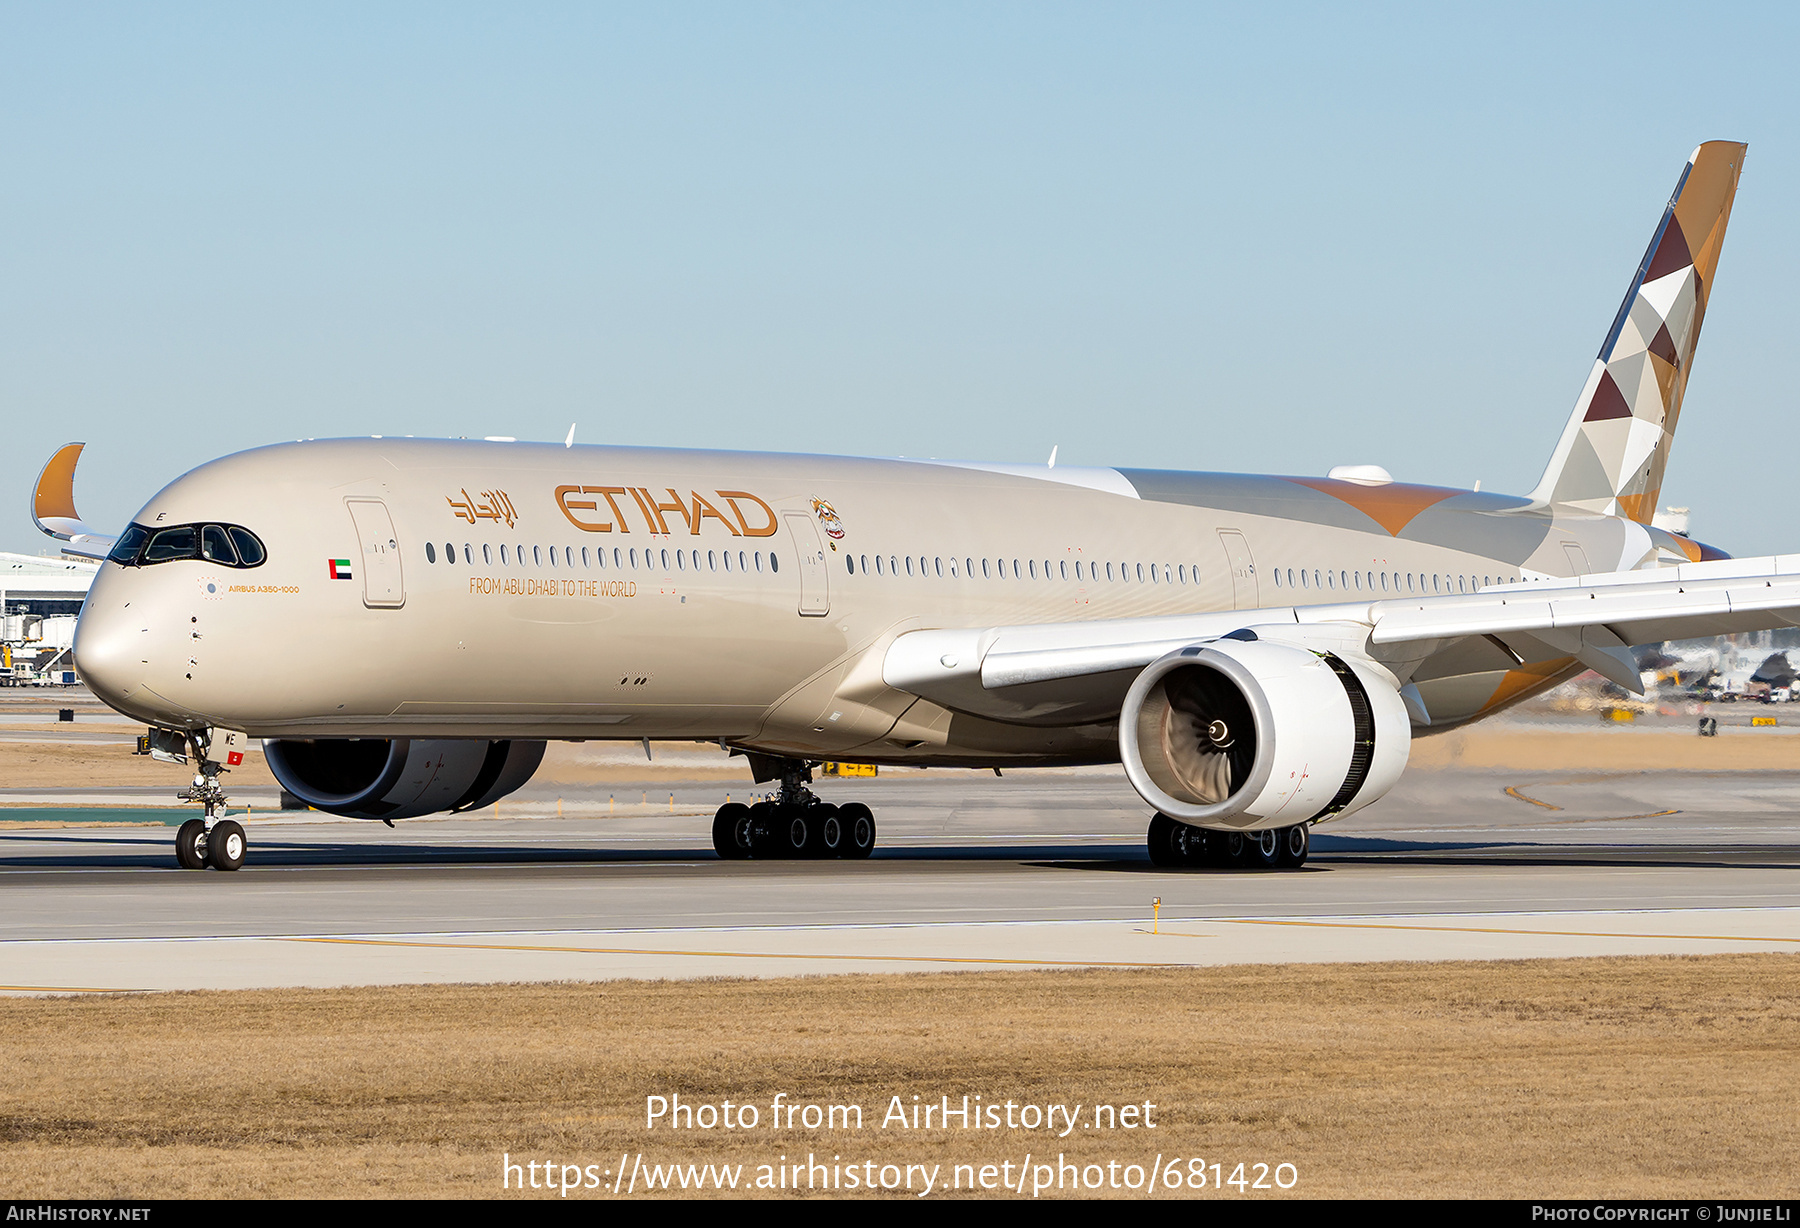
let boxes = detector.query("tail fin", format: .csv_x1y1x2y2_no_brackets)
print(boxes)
1531,141,1746,520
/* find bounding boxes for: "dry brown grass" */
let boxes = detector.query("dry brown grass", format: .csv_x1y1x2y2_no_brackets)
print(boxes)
2,955,1796,1199
1407,727,1800,772
0,739,277,788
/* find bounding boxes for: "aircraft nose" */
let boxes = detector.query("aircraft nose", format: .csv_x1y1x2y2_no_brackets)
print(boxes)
72,603,148,715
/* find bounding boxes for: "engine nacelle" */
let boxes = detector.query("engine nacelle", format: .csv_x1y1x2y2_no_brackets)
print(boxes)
1119,637,1409,830
264,738,546,821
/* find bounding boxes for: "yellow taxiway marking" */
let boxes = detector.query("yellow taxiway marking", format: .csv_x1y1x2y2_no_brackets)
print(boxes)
0,985,150,994
1199,917,1800,944
1503,782,1679,823
1534,808,1681,825
283,935,1198,969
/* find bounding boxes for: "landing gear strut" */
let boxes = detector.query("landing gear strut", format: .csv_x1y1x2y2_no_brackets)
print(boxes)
1146,813,1309,870
145,726,246,872
712,757,876,860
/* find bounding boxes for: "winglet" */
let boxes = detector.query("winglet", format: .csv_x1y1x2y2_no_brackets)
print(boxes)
31,443,116,560
33,443,85,526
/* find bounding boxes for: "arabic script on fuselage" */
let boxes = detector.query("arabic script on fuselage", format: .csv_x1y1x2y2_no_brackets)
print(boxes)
447,489,519,528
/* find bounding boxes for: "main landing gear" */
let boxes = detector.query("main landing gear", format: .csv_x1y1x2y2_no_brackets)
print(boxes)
712,758,876,860
1146,813,1309,870
140,726,247,871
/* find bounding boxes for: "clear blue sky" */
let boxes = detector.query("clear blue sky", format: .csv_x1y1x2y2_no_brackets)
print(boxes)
5,3,1797,555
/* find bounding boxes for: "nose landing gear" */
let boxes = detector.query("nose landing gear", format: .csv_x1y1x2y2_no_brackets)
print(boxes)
711,756,877,860
143,726,247,872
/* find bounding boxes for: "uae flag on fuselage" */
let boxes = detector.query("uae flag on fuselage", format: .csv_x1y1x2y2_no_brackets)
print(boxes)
329,559,354,580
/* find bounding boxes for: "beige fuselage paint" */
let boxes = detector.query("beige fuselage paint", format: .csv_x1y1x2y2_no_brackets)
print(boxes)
74,439,1681,764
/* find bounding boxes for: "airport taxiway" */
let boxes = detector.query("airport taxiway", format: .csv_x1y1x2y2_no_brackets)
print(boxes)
3,764,1798,992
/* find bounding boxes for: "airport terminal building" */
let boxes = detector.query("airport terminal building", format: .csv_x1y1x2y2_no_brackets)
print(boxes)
1,551,97,684
3,551,96,617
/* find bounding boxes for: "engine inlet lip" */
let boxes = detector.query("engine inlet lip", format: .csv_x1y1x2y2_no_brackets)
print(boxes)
263,736,413,809
1119,645,1277,827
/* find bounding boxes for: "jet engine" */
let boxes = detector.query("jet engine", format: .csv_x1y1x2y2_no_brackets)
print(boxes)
1118,636,1409,830
263,738,546,821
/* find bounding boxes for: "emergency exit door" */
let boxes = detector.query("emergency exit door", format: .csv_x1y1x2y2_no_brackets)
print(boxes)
345,498,406,609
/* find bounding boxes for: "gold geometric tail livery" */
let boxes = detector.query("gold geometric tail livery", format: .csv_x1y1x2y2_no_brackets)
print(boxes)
1532,140,1746,521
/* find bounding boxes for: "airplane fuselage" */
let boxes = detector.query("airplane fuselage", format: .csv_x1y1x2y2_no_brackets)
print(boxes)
72,437,1708,764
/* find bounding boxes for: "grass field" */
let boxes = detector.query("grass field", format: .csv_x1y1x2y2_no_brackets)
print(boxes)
2,955,1796,1199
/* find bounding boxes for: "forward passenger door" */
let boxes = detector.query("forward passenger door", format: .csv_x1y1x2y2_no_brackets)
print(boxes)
345,498,406,609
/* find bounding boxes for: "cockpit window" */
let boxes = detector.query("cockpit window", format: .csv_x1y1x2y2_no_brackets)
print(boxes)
107,525,151,566
227,526,265,566
143,526,198,563
201,525,236,564
109,522,267,569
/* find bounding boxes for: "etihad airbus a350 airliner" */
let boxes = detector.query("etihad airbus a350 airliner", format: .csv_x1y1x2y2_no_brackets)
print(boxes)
35,140,1800,872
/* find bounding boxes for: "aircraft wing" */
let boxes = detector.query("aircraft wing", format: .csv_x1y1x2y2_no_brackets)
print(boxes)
883,554,1800,722
31,443,116,561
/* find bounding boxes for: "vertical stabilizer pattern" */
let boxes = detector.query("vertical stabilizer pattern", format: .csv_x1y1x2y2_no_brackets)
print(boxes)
1532,141,1745,520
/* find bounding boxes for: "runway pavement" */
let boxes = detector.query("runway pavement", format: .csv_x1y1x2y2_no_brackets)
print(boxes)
3,763,1798,992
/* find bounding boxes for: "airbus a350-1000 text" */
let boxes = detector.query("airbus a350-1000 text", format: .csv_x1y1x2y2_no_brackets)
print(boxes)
35,140,1798,872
